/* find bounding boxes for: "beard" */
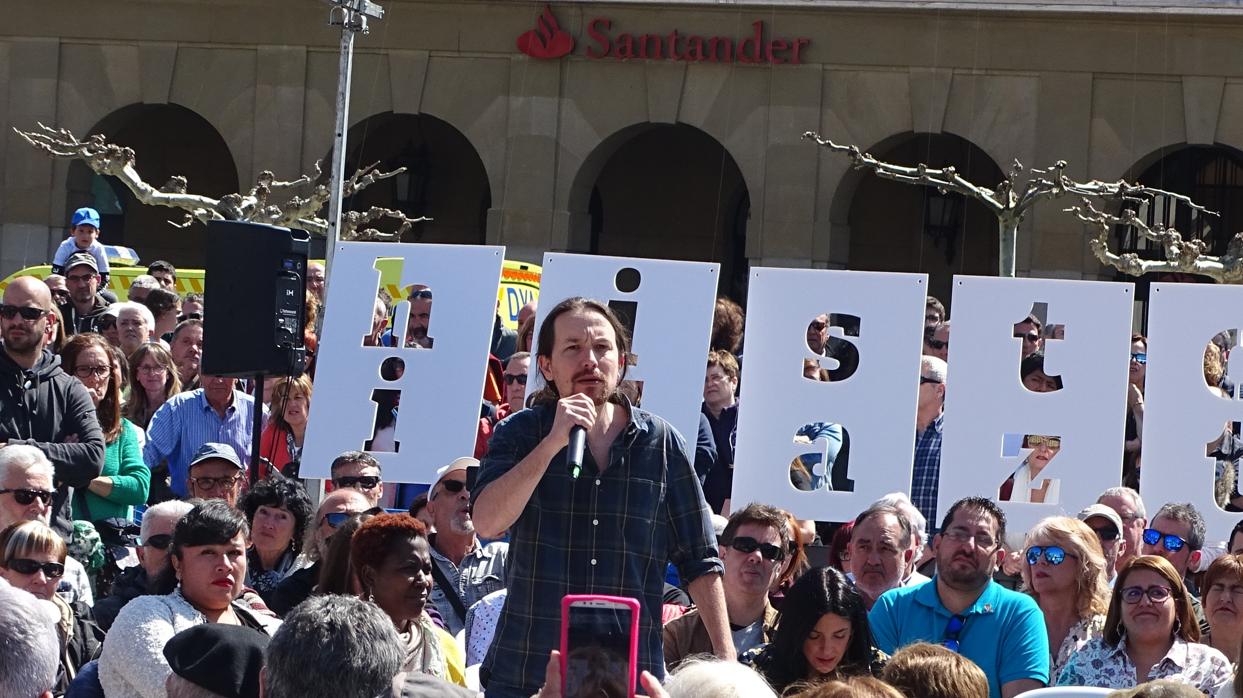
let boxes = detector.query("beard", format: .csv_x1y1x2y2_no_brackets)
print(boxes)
938,551,992,590
2,324,42,355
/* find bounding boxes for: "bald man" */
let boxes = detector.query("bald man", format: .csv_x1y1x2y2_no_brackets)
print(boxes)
265,488,371,614
0,277,104,535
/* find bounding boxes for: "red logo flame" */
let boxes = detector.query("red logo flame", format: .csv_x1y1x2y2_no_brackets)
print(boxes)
516,5,574,59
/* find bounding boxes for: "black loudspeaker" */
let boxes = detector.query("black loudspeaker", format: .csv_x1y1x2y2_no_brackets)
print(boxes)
202,220,310,377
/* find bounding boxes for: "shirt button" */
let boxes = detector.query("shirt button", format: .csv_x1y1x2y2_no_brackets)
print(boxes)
593,519,599,526
590,558,597,566
595,479,601,486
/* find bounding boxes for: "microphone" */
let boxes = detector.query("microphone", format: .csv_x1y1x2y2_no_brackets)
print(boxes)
567,425,587,479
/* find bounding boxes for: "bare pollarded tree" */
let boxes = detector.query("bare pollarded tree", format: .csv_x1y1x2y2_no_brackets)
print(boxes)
804,131,1212,278
15,122,429,241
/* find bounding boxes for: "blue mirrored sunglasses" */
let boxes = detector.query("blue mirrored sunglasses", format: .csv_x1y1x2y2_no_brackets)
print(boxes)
1142,528,1186,552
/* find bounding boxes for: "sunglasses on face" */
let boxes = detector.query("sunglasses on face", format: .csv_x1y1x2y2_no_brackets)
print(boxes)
1026,545,1072,566
0,488,54,506
333,475,380,491
809,320,827,332
503,374,528,386
143,534,173,550
189,474,241,491
1089,525,1120,541
1027,435,1061,449
942,613,968,653
321,506,385,529
178,312,203,323
1131,353,1147,365
724,536,786,562
1143,528,1187,552
0,305,47,321
1024,332,1041,343
408,290,433,300
919,376,942,385
438,479,467,496
925,338,948,351
5,558,65,578
1121,585,1173,605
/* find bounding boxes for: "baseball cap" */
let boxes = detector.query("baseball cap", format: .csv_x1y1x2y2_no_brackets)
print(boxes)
1077,503,1123,536
71,207,101,229
64,251,99,273
189,443,243,471
433,457,478,487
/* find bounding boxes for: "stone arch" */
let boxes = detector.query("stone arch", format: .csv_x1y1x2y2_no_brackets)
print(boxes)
65,103,239,268
831,131,1004,307
330,112,492,245
566,123,751,300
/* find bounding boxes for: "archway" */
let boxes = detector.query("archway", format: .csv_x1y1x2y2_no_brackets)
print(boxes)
573,124,750,301
842,133,1003,309
338,112,491,245
66,104,239,268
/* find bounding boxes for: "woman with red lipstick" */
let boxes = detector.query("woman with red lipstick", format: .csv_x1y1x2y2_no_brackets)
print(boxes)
747,566,885,694
1018,516,1109,682
352,512,467,686
99,501,280,698
1202,554,1243,664
1057,556,1231,692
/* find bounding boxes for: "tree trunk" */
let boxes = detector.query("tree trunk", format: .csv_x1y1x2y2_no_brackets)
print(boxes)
998,216,1019,278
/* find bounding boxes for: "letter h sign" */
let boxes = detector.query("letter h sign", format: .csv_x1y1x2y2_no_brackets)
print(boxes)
302,242,505,485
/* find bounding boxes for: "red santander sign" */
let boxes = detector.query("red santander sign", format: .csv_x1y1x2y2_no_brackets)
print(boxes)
516,5,811,65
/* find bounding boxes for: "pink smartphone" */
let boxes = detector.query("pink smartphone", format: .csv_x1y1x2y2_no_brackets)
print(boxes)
560,594,641,698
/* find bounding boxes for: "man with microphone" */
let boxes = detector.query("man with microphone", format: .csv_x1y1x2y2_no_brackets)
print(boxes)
473,297,733,697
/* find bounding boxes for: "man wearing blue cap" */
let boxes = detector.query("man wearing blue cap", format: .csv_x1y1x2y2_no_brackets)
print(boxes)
185,443,245,507
52,207,111,286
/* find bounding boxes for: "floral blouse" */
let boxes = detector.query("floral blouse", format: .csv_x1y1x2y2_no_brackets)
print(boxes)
1051,614,1106,683
1057,635,1233,694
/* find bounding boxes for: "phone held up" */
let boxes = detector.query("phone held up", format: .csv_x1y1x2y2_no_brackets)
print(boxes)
560,594,641,698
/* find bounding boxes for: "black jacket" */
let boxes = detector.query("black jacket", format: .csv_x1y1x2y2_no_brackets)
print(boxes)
91,566,148,631
59,294,111,336
0,344,105,535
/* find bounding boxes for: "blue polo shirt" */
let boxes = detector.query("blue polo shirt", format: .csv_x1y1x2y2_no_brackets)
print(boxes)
869,577,1049,698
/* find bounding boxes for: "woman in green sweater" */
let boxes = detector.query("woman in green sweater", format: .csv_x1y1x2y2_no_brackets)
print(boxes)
61,333,149,522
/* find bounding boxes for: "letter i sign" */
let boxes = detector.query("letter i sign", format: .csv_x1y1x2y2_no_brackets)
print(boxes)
517,5,575,59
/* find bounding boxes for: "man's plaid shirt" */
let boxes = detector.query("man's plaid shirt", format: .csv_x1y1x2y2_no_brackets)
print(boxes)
473,399,722,697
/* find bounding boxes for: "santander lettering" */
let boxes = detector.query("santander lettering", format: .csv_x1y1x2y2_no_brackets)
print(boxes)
585,19,810,64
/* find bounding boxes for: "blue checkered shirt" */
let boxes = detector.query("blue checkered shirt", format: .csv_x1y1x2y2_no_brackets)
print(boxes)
473,400,722,697
911,414,944,536
143,389,264,496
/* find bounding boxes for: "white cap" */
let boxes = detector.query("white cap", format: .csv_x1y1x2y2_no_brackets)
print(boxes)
434,457,478,487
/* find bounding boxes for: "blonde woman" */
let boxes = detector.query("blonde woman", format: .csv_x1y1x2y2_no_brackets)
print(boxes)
1019,516,1110,682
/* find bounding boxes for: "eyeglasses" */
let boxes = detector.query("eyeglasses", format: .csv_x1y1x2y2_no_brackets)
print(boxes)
942,614,968,652
1143,528,1187,553
1026,545,1073,566
50,290,70,303
65,273,97,284
919,376,942,385
1121,585,1173,605
5,558,65,578
333,475,381,491
188,474,242,491
1027,435,1061,449
0,305,47,321
503,373,528,386
321,506,385,529
1088,525,1120,542
73,365,110,379
143,534,173,550
809,320,827,332
925,338,948,351
723,536,786,562
941,528,997,550
138,365,167,375
177,313,203,323
1131,352,1147,365
0,488,54,506
408,290,433,300
1024,332,1041,343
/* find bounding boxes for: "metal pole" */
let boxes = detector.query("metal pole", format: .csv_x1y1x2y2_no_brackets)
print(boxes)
323,11,359,301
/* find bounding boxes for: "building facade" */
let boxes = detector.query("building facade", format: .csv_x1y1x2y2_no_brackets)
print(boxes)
6,0,1243,305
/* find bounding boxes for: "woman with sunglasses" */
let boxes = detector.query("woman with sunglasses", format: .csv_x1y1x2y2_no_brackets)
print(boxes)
1,519,105,693
999,434,1061,503
351,512,466,685
257,375,313,478
100,501,281,698
747,566,885,694
1057,555,1231,692
123,343,181,430
1126,334,1147,458
60,333,150,523
1018,516,1109,682
239,476,313,599
1202,554,1243,664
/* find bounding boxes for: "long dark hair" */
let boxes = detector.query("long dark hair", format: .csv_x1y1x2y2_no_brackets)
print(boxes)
59,333,122,443
761,567,875,691
151,500,249,595
529,297,632,407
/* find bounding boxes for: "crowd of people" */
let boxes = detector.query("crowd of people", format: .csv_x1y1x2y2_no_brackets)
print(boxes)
4,207,1243,698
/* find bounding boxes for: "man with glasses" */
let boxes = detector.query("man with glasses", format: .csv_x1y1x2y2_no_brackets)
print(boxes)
185,443,245,506
0,445,94,605
1141,501,1211,634
1077,503,1126,584
58,252,112,335
92,499,193,630
664,503,786,667
0,277,105,537
1097,486,1147,574
425,457,508,635
923,321,950,362
329,451,384,507
477,353,531,459
869,496,1049,698
911,355,947,536
405,287,434,349
267,488,371,616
